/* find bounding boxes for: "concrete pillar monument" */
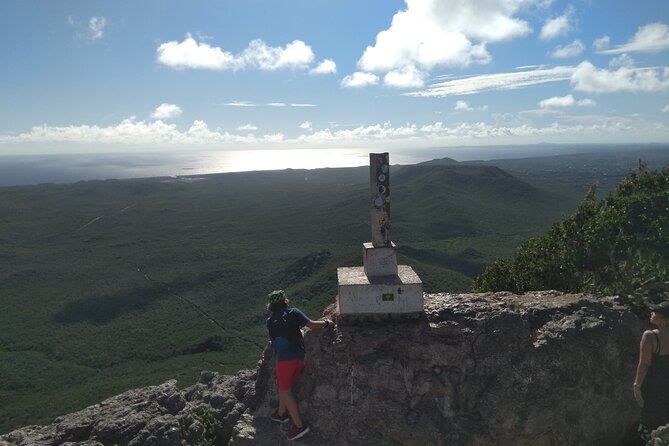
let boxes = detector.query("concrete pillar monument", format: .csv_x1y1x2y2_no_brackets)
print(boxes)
336,153,423,319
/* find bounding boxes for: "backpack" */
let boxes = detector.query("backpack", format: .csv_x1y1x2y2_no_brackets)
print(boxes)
268,309,303,353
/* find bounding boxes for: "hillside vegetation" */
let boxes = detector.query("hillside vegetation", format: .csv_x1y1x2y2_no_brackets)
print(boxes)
473,165,669,310
1,148,666,433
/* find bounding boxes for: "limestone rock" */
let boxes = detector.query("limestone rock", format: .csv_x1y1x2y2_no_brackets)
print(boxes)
0,292,645,446
242,292,644,446
648,424,669,446
0,372,257,446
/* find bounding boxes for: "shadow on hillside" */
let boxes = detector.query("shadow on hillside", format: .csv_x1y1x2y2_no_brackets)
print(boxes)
52,286,165,325
399,245,486,277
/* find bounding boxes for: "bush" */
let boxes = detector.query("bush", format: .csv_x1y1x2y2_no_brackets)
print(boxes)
473,165,669,309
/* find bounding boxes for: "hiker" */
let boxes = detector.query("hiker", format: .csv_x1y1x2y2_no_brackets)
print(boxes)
634,300,669,442
266,289,333,441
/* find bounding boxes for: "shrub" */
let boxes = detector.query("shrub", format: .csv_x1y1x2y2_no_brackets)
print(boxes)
473,165,669,309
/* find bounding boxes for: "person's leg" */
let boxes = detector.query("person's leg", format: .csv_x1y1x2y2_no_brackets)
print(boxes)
272,362,290,421
279,388,303,427
274,362,286,416
276,360,305,426
278,391,287,416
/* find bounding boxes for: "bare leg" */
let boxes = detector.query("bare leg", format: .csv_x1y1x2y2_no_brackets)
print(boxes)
279,388,303,427
278,389,287,415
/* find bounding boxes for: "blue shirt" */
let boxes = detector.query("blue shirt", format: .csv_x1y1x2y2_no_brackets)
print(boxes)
266,307,310,362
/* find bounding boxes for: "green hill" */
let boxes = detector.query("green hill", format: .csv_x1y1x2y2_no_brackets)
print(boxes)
0,163,577,432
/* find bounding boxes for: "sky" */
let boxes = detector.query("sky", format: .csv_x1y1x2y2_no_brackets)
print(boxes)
1,0,668,156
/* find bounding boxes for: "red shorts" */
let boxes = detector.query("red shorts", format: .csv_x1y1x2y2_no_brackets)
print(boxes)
276,360,304,391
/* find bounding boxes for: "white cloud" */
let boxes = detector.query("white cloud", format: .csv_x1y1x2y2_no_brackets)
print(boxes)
341,72,379,88
221,101,316,108
157,35,315,71
550,40,585,59
515,64,545,70
297,116,668,145
454,100,473,111
1,119,182,145
413,117,668,143
184,120,263,145
262,133,285,143
538,94,595,108
571,61,669,93
89,16,107,40
223,101,256,107
348,0,537,88
598,23,669,55
310,59,337,75
157,34,235,70
0,118,265,148
540,7,574,41
67,16,80,27
452,101,489,112
150,103,182,120
662,105,669,113
299,121,313,131
539,95,574,108
299,122,418,143
383,65,427,88
593,35,610,51
237,123,258,131
3,114,668,152
240,39,314,70
609,54,636,69
406,65,575,97
68,15,106,41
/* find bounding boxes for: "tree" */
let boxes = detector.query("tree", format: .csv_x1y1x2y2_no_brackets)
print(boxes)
473,166,669,309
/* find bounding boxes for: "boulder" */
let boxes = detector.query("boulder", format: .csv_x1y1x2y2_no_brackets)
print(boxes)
240,292,644,445
0,373,256,446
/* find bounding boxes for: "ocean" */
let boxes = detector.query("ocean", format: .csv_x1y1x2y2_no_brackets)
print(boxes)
0,144,659,187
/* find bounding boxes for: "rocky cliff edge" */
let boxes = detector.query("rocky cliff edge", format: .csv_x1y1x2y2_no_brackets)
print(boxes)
0,292,646,446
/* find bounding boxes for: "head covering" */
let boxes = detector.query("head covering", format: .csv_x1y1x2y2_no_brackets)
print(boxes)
648,300,669,316
267,290,287,305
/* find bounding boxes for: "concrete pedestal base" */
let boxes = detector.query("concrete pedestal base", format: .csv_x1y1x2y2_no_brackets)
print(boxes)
337,265,423,315
362,242,397,276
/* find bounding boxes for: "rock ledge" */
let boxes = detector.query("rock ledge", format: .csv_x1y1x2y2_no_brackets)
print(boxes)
1,292,644,446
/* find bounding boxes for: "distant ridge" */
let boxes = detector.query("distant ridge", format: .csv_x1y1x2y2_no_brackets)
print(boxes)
393,163,538,199
413,156,460,166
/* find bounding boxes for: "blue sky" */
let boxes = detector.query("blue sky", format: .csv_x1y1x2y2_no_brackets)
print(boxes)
1,0,668,155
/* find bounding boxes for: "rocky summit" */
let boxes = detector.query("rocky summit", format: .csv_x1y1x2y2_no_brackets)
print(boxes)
1,292,646,446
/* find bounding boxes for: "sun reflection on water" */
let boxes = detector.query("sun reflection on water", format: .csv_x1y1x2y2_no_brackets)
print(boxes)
202,149,373,174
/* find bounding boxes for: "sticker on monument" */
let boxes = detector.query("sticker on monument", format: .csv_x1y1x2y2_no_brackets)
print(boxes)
382,293,394,302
